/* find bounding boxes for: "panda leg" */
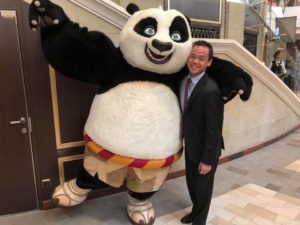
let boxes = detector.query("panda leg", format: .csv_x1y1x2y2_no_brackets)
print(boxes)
52,165,108,207
127,190,157,225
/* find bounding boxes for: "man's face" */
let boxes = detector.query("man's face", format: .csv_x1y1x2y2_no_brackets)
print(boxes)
187,45,212,77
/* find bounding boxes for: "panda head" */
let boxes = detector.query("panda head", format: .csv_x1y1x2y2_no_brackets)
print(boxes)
119,4,192,74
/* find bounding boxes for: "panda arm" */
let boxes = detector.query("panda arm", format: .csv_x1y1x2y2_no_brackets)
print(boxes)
29,0,119,84
41,24,119,84
207,57,253,102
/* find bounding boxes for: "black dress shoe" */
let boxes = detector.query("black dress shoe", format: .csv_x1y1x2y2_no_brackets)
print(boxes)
181,213,194,224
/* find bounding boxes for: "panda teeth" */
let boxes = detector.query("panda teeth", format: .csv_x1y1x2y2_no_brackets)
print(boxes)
147,47,167,61
144,45,173,65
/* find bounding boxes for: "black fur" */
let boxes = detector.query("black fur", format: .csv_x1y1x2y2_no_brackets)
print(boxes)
170,16,190,42
207,57,253,102
126,3,140,15
134,17,157,37
76,165,109,189
128,190,157,201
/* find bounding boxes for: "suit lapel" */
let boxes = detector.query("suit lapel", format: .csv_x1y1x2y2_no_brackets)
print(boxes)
186,74,207,110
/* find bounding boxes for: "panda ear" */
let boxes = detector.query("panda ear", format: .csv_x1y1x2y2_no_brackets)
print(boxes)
126,3,140,15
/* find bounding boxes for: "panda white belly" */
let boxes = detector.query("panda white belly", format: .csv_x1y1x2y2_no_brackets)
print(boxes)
84,81,182,159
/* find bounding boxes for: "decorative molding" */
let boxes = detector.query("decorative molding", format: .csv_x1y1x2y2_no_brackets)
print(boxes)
205,38,300,117
0,10,16,19
58,154,85,184
69,0,129,29
49,66,85,150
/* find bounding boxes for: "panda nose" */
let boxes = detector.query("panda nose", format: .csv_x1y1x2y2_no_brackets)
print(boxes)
152,39,173,52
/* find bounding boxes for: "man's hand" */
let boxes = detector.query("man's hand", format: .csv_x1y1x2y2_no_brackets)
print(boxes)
198,162,212,175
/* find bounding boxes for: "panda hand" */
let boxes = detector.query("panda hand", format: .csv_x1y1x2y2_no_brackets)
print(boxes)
221,78,252,103
29,0,66,31
236,77,252,101
220,85,237,103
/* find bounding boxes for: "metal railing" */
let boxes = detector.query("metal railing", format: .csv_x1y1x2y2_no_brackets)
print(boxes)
190,27,220,39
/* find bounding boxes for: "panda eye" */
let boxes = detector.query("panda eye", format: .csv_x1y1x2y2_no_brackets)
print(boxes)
144,26,156,36
171,31,182,42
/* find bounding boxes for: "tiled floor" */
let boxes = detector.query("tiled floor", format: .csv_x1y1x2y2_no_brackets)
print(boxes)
0,129,299,225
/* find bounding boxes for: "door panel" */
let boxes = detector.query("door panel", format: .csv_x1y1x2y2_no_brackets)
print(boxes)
0,10,38,215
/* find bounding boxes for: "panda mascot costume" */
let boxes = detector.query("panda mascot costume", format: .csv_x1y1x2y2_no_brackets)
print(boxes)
29,1,252,224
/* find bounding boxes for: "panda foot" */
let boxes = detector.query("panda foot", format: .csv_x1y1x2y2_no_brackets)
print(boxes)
127,195,155,225
52,179,91,207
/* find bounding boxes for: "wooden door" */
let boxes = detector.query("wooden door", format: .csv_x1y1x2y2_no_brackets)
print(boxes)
0,10,38,215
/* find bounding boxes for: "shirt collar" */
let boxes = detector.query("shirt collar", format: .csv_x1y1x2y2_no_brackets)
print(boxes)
188,71,205,85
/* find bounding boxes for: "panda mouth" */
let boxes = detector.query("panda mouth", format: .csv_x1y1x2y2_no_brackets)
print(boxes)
144,45,173,65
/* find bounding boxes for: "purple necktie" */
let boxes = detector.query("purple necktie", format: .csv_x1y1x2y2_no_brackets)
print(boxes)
183,78,192,111
180,78,191,138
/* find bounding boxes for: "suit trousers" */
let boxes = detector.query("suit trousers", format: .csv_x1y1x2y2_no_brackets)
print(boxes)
185,158,218,225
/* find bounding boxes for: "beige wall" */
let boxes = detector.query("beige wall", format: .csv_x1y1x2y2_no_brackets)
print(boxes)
255,2,268,61
110,0,120,4
117,0,163,10
222,76,299,157
225,1,245,44
52,0,121,45
210,39,300,158
219,0,226,39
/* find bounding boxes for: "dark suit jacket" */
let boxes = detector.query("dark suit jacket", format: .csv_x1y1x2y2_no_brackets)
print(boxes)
182,73,224,165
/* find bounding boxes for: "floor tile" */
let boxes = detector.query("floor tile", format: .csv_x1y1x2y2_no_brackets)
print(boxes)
275,215,300,225
244,203,277,221
253,216,281,225
210,216,234,225
266,169,292,179
265,183,282,192
285,159,300,172
226,166,249,176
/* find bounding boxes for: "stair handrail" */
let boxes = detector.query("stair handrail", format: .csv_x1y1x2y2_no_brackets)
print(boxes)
69,0,129,29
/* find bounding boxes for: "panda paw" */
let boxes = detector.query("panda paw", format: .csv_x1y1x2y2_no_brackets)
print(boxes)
221,77,252,103
221,87,246,103
220,85,235,102
29,0,66,31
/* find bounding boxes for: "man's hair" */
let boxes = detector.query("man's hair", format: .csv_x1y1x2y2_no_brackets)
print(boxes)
192,40,213,59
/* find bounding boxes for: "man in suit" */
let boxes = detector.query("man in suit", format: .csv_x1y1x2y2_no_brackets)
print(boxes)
180,40,224,225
